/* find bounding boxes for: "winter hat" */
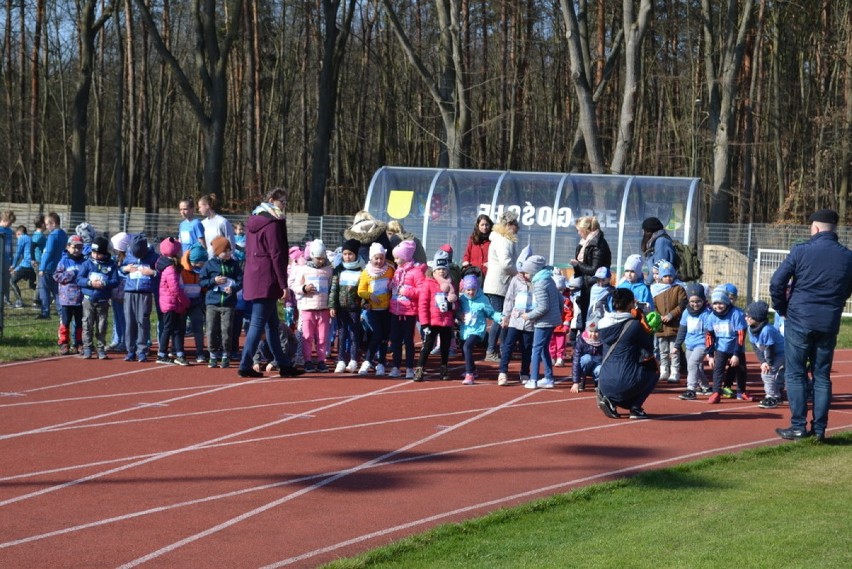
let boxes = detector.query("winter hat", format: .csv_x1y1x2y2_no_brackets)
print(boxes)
91,235,110,255
130,234,149,259
433,248,450,269
710,287,731,305
159,236,181,258
440,243,454,263
68,235,84,247
624,254,644,274
685,283,705,300
110,232,130,253
75,222,97,243
211,236,231,257
594,266,611,280
515,244,533,272
657,261,676,279
641,217,664,232
393,240,416,263
809,208,839,225
567,276,584,290
746,301,770,322
461,275,479,290
189,243,208,263
521,255,546,276
552,269,566,291
288,245,304,261
499,209,519,225
369,242,386,259
582,322,601,346
342,238,361,254
309,239,326,259
724,283,739,298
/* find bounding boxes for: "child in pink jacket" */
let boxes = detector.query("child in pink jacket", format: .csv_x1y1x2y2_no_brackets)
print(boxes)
294,239,333,372
388,240,425,379
156,237,190,365
413,249,458,381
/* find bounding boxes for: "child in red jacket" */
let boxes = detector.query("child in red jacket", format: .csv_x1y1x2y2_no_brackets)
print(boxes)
413,249,458,381
549,270,574,366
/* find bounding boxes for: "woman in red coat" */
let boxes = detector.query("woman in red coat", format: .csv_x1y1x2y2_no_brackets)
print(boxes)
462,214,492,276
237,188,301,378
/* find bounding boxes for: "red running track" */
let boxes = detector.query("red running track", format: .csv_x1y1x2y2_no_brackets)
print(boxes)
1,350,851,568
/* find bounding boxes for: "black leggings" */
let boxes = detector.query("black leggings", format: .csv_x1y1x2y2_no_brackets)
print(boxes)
418,325,452,368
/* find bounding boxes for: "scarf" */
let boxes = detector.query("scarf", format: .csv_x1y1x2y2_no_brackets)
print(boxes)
577,229,599,264
252,202,284,219
433,270,458,302
366,261,388,278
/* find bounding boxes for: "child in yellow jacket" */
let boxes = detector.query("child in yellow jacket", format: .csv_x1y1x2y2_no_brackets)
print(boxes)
357,242,395,375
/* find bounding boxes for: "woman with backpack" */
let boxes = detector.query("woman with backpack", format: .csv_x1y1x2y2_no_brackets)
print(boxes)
640,217,677,285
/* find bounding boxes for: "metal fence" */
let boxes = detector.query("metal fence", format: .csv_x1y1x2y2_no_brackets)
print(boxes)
2,219,851,337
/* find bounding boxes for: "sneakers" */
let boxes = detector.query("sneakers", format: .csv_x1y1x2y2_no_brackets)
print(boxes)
737,391,753,401
81,349,93,359
759,396,779,409
304,361,316,373
196,355,208,364
405,368,415,379
137,354,148,363
358,361,371,376
462,373,475,385
412,367,424,382
156,356,172,365
537,378,555,389
220,357,230,369
97,351,108,360
523,379,538,389
721,387,735,399
439,365,450,380
554,358,564,367
629,407,649,419
375,364,386,376
678,390,697,400
484,351,500,362
519,374,530,383
173,356,189,366
316,362,329,373
278,366,305,377
707,392,721,404
697,385,713,395
595,389,619,419
334,361,347,374
209,359,219,369
59,344,70,356
497,372,509,386
346,360,358,373
237,368,264,378
124,353,136,362
388,367,401,378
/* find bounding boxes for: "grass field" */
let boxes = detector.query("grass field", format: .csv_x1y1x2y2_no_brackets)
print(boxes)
324,433,852,568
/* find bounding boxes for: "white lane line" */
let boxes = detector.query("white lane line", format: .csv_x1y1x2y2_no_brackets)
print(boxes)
0,382,406,507
0,383,251,408
113,390,541,568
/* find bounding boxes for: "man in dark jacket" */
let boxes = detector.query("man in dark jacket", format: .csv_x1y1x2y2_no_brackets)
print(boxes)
237,189,302,378
770,209,852,441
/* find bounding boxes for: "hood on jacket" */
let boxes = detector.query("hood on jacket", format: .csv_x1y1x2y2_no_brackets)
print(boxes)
247,212,281,234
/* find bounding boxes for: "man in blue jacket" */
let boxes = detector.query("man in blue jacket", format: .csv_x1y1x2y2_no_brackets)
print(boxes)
770,208,852,441
37,212,68,318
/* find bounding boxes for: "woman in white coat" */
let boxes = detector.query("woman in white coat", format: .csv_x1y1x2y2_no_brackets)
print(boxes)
482,210,519,360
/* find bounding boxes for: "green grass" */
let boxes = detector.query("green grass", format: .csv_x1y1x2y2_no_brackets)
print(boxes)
324,433,852,568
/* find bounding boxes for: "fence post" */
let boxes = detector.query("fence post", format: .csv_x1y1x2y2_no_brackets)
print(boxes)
745,222,754,303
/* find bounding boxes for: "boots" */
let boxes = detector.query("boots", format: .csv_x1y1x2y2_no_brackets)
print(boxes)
439,365,450,380
412,367,424,382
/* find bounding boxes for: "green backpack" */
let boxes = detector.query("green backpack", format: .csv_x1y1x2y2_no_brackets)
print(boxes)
673,240,703,282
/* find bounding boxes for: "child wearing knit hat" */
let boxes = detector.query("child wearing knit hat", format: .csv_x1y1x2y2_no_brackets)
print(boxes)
457,273,499,384
199,238,243,368
675,283,712,400
357,241,395,375
179,242,209,363
155,237,190,365
388,240,426,378
704,285,749,404
75,234,120,360
331,238,364,373
412,248,459,381
294,239,333,372
519,255,563,389
650,261,687,383
745,301,786,409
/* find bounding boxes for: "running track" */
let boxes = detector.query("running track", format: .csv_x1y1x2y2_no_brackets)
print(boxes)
1,350,850,568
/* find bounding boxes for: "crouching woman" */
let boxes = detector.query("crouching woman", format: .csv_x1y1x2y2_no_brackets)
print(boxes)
595,288,657,420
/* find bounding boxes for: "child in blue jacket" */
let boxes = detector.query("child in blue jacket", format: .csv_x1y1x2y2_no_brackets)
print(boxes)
75,236,120,359
745,301,786,409
704,287,748,404
675,283,712,400
54,235,86,354
120,234,160,362
457,274,499,385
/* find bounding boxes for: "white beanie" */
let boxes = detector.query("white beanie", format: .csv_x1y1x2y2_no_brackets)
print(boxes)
110,232,130,253
369,242,386,259
309,239,326,259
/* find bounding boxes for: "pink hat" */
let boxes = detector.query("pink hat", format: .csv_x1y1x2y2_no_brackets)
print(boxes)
159,237,181,258
392,240,416,262
288,245,303,261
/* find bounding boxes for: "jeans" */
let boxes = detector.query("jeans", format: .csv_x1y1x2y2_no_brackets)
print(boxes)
364,310,391,366
82,298,110,351
498,327,533,376
336,309,361,363
784,322,836,435
577,353,602,387
110,298,126,348
485,294,505,353
389,314,417,368
462,335,482,374
240,299,290,372
530,326,555,381
40,272,58,316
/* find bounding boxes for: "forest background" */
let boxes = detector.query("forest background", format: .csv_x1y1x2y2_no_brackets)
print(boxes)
1,0,850,224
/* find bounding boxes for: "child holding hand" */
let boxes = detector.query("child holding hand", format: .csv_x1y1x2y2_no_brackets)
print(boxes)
457,274,498,385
